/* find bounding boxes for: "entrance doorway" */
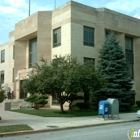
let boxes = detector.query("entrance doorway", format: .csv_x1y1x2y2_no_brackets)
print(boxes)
20,80,27,99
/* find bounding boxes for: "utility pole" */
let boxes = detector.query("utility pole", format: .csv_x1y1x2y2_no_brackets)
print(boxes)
29,0,30,16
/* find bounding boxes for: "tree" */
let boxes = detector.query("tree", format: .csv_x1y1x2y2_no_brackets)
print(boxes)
22,71,40,94
77,62,106,103
23,55,106,112
24,94,48,109
0,83,6,103
96,32,135,111
66,94,85,110
23,55,82,112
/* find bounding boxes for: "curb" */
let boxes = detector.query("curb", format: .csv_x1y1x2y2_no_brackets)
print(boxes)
0,119,139,137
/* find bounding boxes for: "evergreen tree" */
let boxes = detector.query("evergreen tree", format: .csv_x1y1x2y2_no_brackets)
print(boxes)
96,32,135,111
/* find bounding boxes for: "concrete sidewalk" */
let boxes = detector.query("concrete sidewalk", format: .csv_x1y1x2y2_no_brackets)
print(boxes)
0,107,139,136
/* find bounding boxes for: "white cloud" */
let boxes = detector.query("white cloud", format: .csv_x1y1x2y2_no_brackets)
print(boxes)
31,5,53,13
0,6,18,14
31,4,53,14
0,0,54,31
4,0,28,8
106,0,140,13
134,13,140,19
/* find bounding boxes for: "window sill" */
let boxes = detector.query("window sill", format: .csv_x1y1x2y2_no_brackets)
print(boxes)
83,45,94,47
53,45,61,48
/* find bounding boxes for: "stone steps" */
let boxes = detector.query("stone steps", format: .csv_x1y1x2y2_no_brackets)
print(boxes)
1,99,32,109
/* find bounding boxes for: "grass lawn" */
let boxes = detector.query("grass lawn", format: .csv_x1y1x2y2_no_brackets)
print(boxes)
11,106,140,117
126,106,140,113
12,109,98,117
0,124,33,133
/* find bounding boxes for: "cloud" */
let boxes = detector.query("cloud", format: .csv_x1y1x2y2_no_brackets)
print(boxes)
0,6,18,14
31,3,53,14
106,0,140,13
90,0,140,20
134,13,140,19
0,0,54,32
4,0,28,8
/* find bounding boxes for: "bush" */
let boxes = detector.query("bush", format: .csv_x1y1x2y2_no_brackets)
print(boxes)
0,84,6,102
67,94,85,110
24,94,48,109
136,101,140,107
75,101,90,110
24,94,37,102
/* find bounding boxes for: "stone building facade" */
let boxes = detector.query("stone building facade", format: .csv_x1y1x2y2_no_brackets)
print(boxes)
0,1,140,107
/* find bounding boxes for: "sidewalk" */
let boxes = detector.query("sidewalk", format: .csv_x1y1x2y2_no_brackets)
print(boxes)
0,107,139,136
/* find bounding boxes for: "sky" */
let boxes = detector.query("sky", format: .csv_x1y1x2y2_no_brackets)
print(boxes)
0,0,140,45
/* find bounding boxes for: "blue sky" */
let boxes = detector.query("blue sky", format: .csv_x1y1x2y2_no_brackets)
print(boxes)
0,0,140,45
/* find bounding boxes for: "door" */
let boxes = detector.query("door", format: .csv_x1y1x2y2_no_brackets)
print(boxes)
20,80,27,99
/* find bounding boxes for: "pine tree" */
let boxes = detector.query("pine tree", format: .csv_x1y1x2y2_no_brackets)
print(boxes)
96,32,135,111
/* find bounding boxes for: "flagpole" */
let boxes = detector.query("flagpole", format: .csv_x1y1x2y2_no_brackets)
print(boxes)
29,0,30,16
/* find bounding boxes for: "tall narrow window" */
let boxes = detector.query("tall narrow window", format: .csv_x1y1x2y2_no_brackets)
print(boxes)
125,36,134,79
13,45,15,59
12,68,14,82
105,31,112,39
84,26,94,47
0,71,4,84
53,27,61,47
29,38,37,68
1,50,5,63
52,97,59,105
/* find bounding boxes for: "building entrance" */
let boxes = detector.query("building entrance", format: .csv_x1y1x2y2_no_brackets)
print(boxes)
20,80,27,99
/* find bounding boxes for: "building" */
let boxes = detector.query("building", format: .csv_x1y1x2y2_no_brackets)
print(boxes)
0,1,140,108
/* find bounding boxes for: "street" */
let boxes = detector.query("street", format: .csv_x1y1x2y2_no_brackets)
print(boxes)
1,121,140,140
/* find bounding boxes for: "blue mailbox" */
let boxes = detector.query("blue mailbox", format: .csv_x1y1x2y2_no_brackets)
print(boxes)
98,100,109,119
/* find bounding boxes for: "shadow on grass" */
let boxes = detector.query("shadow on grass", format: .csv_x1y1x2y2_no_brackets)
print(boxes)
11,109,98,117
11,106,139,117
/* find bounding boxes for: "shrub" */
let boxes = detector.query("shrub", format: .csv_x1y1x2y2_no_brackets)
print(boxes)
66,94,85,110
0,84,6,102
24,94,48,109
75,101,90,110
136,101,140,107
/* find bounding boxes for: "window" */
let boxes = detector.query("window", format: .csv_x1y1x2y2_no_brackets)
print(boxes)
125,36,134,79
29,38,37,68
12,68,14,82
20,80,27,99
1,50,5,63
84,57,95,65
0,71,4,84
53,27,61,47
106,31,111,39
52,97,59,105
106,31,109,37
13,45,15,59
84,26,94,47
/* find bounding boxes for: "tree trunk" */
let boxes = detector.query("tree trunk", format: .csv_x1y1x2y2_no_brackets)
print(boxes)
60,102,64,113
69,102,72,111
83,88,89,102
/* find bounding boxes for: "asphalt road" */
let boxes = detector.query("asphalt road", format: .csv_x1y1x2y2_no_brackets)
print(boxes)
1,121,140,140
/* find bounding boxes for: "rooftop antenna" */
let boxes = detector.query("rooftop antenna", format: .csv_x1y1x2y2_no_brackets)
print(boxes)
29,0,30,16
